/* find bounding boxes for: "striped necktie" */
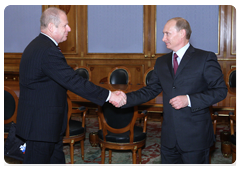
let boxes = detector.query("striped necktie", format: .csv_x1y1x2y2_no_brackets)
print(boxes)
173,53,178,75
57,46,61,52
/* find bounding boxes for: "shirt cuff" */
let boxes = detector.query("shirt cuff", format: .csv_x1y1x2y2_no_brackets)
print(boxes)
186,95,191,107
106,90,111,102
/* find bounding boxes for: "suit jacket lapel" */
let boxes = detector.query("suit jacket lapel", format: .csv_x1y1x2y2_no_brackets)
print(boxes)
175,45,195,79
167,52,174,79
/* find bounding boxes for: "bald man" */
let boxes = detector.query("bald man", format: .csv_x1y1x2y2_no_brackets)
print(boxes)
16,7,126,164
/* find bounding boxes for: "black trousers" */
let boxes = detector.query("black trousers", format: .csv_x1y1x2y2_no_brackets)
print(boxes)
161,142,210,164
23,137,65,164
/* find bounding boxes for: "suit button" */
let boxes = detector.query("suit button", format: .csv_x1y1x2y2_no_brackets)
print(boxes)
173,86,176,89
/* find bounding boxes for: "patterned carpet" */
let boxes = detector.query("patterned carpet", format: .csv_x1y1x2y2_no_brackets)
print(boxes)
5,117,233,164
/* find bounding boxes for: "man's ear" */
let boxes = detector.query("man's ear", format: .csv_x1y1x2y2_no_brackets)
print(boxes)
48,22,55,33
180,29,186,39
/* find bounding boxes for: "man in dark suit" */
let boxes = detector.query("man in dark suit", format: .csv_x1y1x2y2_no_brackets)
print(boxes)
16,7,126,164
122,17,227,163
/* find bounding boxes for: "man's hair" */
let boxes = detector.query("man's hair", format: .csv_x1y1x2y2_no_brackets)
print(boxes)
169,17,192,40
40,7,65,29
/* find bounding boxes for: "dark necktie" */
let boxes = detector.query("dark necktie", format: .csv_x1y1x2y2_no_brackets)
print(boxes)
57,46,62,52
173,53,178,75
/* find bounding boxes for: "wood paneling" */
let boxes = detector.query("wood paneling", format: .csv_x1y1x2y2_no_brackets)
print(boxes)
4,5,236,110
86,63,144,85
231,6,236,55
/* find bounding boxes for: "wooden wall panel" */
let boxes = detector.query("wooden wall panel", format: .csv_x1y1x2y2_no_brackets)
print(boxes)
231,6,236,55
66,58,152,85
4,5,236,112
86,63,145,85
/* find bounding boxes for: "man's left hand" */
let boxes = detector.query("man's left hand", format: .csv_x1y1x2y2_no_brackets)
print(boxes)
169,95,189,110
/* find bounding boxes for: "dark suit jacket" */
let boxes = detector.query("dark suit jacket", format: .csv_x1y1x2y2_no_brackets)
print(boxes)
16,34,109,142
123,45,227,152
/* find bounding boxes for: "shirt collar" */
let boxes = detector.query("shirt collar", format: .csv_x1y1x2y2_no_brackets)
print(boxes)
173,43,190,60
41,32,58,46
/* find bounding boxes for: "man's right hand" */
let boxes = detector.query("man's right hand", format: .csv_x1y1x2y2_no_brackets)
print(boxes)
109,91,127,107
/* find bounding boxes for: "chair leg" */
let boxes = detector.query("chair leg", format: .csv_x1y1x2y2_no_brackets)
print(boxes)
70,142,74,164
232,152,237,166
138,148,142,164
132,149,137,164
81,140,84,160
109,150,112,164
101,146,105,164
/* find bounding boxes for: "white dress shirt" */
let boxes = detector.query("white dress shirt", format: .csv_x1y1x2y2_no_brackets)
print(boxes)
172,43,191,107
41,32,58,46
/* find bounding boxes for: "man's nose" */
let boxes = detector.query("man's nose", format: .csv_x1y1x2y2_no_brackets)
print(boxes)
162,34,166,42
67,25,71,32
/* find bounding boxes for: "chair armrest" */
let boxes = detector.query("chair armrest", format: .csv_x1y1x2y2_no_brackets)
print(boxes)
229,112,236,121
72,106,88,114
229,111,234,116
79,106,86,111
96,107,102,130
229,111,236,135
81,109,88,128
211,111,218,121
141,110,147,115
137,110,148,133
212,112,218,135
137,110,148,118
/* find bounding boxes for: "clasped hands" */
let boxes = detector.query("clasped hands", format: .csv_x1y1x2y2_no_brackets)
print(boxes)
109,91,127,108
109,92,189,109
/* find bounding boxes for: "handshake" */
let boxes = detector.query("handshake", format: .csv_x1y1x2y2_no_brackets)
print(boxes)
109,91,127,108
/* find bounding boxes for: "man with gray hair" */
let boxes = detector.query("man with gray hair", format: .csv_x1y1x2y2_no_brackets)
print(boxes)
16,7,126,164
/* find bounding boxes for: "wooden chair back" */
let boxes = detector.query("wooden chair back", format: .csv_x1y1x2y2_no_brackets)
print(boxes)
75,66,91,81
143,67,154,86
108,66,131,85
227,68,236,88
4,86,18,124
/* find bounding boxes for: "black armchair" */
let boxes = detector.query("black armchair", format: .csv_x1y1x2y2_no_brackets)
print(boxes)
4,86,18,139
97,102,148,164
63,95,88,163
